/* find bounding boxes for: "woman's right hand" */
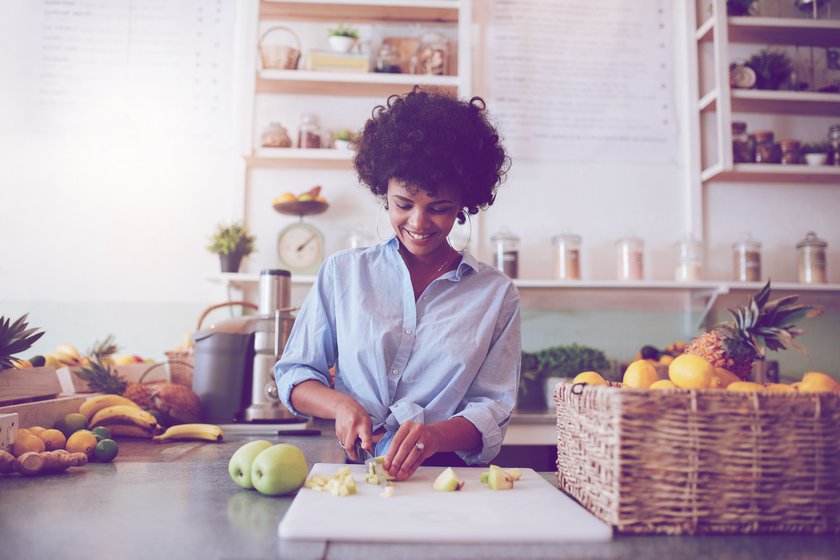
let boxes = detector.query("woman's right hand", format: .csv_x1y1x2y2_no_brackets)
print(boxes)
334,396,373,462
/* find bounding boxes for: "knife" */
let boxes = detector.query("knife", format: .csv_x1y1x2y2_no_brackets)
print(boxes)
354,439,391,485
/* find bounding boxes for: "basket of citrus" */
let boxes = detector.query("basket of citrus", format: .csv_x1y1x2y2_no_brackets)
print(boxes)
554,282,840,535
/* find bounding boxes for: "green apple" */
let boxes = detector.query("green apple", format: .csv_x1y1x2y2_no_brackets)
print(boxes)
251,443,308,496
432,466,464,491
486,464,514,490
229,440,273,489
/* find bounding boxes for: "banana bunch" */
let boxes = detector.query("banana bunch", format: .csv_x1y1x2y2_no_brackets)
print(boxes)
45,343,86,368
80,394,159,439
152,424,224,443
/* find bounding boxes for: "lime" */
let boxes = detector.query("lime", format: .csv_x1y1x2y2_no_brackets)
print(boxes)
94,438,119,463
58,413,87,438
91,426,112,441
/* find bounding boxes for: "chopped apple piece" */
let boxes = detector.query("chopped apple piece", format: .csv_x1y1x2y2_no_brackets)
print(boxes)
432,466,464,492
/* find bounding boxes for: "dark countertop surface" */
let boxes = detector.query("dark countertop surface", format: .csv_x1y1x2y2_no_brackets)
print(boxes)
1,419,838,560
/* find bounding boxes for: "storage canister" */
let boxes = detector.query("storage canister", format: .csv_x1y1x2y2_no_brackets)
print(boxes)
490,228,519,278
797,231,827,284
675,237,704,281
754,131,780,164
616,236,644,281
297,113,322,149
779,139,801,165
732,121,753,163
552,233,582,280
829,123,840,166
733,234,762,282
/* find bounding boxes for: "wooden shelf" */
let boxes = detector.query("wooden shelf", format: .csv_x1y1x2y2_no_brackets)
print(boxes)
260,0,460,24
246,148,353,167
727,16,840,48
701,162,840,183
256,69,460,96
700,89,840,116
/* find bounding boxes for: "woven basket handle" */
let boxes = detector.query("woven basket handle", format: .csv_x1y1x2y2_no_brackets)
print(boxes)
258,25,301,51
196,301,259,331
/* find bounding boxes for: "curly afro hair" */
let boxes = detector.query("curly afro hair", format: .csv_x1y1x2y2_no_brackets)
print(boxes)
353,87,509,224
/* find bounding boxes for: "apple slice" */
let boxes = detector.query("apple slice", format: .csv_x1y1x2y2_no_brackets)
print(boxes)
432,466,464,492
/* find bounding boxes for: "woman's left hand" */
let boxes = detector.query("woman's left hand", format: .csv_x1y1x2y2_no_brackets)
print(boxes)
383,422,438,480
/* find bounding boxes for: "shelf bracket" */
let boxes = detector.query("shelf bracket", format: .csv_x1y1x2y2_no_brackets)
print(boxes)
691,285,730,332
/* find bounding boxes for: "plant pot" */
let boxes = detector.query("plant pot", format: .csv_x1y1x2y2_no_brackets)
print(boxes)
804,152,828,166
219,252,244,273
333,139,352,151
328,35,357,53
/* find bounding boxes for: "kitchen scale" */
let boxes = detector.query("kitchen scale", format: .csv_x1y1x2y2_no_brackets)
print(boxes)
273,191,329,275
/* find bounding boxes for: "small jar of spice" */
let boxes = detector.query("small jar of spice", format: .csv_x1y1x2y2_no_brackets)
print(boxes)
733,234,762,282
297,113,322,149
754,131,780,164
779,139,801,165
732,121,753,163
551,233,582,280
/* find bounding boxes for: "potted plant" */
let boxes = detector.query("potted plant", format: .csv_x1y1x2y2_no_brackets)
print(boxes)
747,48,793,90
333,129,355,151
327,24,359,53
518,343,611,412
207,222,256,273
727,0,757,15
802,141,829,166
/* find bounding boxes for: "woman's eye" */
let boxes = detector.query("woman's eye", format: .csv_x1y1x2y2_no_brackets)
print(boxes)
431,206,453,214
395,203,411,210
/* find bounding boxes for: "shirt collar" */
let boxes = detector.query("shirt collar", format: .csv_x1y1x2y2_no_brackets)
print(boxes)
383,236,478,278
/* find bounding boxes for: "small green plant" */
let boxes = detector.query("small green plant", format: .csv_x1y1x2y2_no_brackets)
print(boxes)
519,343,610,395
726,0,756,16
747,48,793,90
335,129,355,142
328,24,359,39
802,141,829,154
206,222,256,257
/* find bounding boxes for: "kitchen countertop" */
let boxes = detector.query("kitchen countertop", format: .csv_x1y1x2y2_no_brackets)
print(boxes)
1,419,839,560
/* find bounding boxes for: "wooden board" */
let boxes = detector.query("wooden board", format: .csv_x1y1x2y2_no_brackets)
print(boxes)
279,463,612,544
0,367,61,404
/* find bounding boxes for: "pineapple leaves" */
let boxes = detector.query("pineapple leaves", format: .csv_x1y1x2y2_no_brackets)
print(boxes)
0,314,46,372
753,280,771,308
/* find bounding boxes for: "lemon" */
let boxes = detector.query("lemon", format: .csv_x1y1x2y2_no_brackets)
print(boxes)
765,383,796,393
27,426,47,437
66,430,98,458
11,432,46,457
668,354,714,389
571,371,607,386
623,360,659,389
726,381,765,392
799,371,840,393
650,379,678,390
710,368,740,389
40,428,67,451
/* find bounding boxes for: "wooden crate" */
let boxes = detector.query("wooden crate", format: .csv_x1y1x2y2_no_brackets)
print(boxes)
554,381,840,534
0,367,62,405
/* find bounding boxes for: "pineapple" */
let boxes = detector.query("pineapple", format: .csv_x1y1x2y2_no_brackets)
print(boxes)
685,281,822,379
75,359,128,394
87,334,120,363
0,314,45,371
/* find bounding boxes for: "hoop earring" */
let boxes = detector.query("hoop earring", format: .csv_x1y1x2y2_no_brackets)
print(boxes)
375,201,393,241
448,213,472,252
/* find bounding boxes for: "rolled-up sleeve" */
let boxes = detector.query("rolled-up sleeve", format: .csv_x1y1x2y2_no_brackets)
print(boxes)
274,259,338,418
452,284,521,465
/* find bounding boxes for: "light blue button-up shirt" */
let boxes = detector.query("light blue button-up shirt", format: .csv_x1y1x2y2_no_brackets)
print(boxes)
274,236,521,465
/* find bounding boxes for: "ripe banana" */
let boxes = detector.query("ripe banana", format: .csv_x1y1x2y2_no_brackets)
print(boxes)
107,424,155,439
89,405,157,431
79,394,141,422
53,344,83,366
152,424,224,443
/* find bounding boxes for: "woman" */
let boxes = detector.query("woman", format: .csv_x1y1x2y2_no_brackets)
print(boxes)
275,88,519,481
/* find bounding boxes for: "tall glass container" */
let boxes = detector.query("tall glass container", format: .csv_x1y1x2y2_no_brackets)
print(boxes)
551,233,582,280
797,231,828,284
829,123,840,166
490,228,519,278
616,236,644,281
733,234,762,282
675,237,704,281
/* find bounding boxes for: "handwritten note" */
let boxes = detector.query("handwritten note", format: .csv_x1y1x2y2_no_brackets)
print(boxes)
485,0,677,163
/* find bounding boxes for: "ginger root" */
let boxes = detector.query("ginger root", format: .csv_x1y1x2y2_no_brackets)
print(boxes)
10,450,88,476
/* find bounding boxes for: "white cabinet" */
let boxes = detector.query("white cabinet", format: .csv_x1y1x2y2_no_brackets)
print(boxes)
687,0,840,185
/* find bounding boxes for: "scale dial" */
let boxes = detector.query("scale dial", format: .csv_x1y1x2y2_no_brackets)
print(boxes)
277,221,324,274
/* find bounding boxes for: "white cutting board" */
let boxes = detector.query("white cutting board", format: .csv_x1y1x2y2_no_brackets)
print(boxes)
279,463,612,544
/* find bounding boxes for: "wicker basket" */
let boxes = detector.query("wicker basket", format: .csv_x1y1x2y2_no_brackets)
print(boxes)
259,26,301,70
166,301,259,387
554,381,840,535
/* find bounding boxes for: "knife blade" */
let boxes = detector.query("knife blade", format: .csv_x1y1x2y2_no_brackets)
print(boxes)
354,439,391,485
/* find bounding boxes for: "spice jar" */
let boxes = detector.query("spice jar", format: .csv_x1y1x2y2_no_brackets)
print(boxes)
490,228,519,278
829,124,840,166
551,233,582,280
297,113,322,149
779,139,802,165
754,131,780,164
260,121,292,148
375,43,401,73
733,234,762,282
675,237,704,281
797,231,828,284
616,236,644,281
732,122,754,163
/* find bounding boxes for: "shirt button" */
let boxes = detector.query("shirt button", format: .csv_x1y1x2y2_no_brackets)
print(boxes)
405,329,412,335
392,369,399,376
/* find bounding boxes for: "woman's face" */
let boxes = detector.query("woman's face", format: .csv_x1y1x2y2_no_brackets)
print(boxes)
386,179,462,258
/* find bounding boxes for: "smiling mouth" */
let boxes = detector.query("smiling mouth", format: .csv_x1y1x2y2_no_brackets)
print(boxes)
404,229,435,240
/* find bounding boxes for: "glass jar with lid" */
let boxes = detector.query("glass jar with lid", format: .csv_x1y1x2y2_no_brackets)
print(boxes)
375,43,401,73
297,113,322,149
733,233,762,282
260,121,292,148
732,121,753,163
675,237,704,281
490,228,519,278
829,123,840,166
754,131,780,164
616,236,644,281
797,231,828,284
551,233,582,280
413,31,449,76
779,139,802,165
